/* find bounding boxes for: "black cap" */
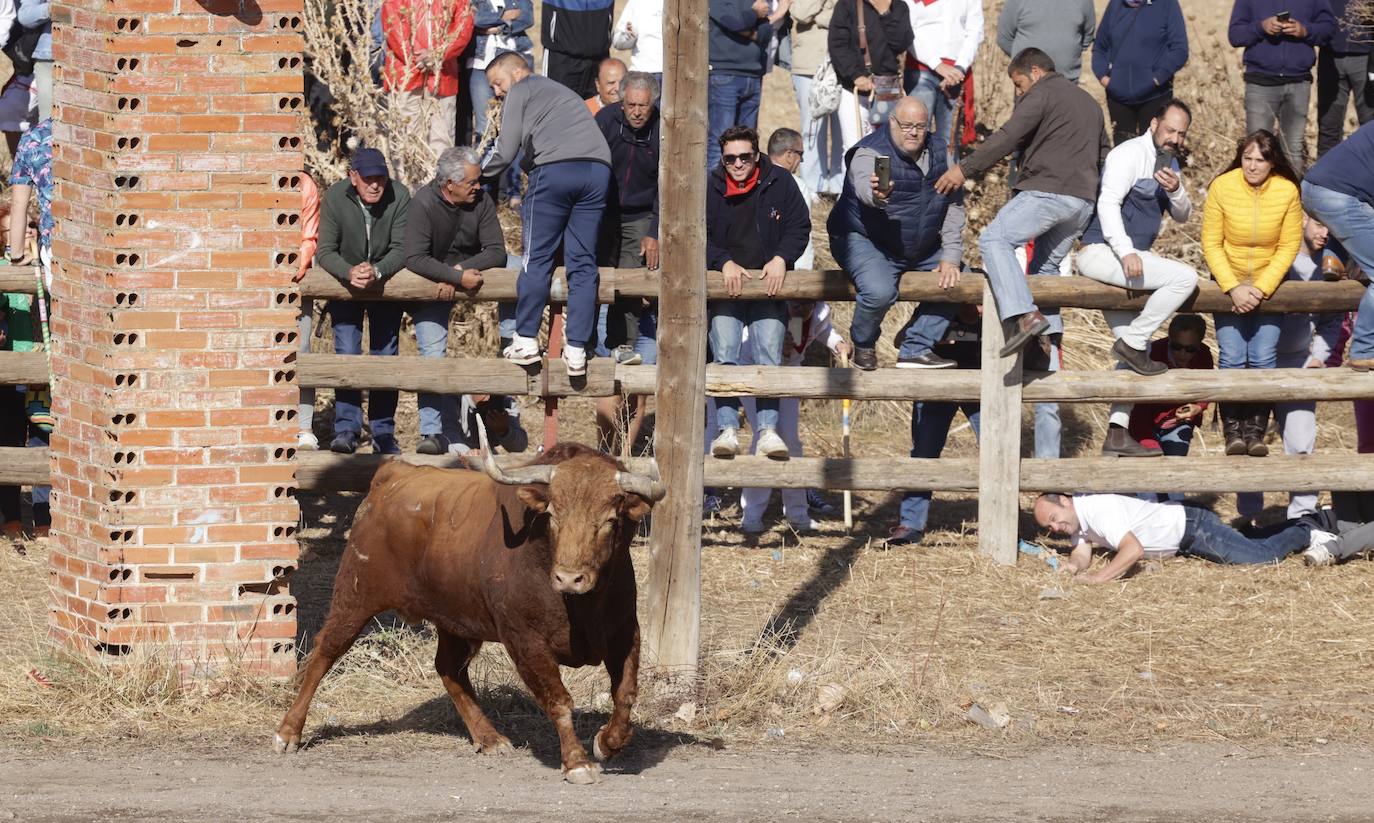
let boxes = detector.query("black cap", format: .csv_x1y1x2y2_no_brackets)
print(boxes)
349,147,389,178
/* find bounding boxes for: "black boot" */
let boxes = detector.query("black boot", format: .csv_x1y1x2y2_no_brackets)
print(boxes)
1221,403,1247,456
1245,404,1270,457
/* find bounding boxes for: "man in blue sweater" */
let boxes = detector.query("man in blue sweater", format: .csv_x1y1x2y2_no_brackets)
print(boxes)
1229,0,1336,172
1092,0,1189,145
484,52,612,379
1303,120,1374,371
1316,0,1373,159
707,0,774,169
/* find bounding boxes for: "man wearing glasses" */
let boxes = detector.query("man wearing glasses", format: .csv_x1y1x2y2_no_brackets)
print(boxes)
706,125,811,458
827,95,966,370
1076,98,1200,457
404,147,508,455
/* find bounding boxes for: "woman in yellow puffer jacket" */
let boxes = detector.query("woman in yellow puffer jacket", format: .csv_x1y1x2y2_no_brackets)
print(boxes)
1202,129,1303,458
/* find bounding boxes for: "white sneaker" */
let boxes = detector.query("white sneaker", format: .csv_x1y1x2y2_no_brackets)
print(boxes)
297,431,318,450
710,428,739,457
564,345,587,377
755,428,790,459
1302,530,1339,567
786,518,817,534
503,334,541,366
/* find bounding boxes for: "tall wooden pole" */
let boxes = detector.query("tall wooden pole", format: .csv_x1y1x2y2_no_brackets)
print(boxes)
977,286,1020,565
643,0,707,682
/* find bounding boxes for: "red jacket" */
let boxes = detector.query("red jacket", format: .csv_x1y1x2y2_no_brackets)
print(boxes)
382,0,475,97
1127,337,1215,449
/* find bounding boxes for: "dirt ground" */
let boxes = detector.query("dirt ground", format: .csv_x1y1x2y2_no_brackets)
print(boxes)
4,739,1374,822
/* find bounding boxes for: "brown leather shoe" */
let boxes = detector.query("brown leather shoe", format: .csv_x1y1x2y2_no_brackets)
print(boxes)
1350,359,1374,372
999,311,1051,358
1101,426,1162,457
1112,338,1167,376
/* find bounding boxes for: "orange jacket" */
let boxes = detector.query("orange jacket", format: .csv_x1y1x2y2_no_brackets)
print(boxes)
295,173,320,282
382,0,475,97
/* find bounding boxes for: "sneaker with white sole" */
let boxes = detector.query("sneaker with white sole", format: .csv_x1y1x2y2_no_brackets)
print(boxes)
786,518,817,534
503,334,542,366
1302,530,1339,567
564,345,587,377
755,428,790,459
710,428,739,457
297,431,319,450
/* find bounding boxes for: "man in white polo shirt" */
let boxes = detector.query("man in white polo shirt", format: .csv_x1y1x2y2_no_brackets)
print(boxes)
1033,493,1330,583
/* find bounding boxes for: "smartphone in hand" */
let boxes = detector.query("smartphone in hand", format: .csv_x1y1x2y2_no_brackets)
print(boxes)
1277,10,1291,22
875,155,892,191
1154,149,1176,174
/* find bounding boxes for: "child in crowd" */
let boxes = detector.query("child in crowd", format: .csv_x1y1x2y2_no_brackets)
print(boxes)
1127,314,1214,458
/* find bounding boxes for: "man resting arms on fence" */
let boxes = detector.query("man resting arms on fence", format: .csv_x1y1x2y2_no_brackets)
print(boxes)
1033,492,1332,583
483,50,612,377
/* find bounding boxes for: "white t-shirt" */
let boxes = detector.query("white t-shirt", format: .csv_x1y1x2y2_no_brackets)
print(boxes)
1071,494,1186,558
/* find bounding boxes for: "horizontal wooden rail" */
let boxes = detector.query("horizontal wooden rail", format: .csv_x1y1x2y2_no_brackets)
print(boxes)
2,448,1370,495
283,269,1367,313
0,350,45,384
0,267,40,293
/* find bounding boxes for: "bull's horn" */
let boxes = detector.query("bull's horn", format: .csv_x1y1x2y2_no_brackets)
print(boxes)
616,471,666,502
475,415,555,486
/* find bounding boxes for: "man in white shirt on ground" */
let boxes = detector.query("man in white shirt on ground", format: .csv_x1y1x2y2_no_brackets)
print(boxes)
1033,492,1332,583
1076,98,1199,457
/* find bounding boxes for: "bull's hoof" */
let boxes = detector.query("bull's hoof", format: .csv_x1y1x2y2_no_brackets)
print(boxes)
564,763,601,785
273,731,300,754
475,737,515,756
592,727,621,762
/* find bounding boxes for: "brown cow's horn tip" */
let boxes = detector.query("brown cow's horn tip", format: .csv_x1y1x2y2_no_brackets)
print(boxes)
616,471,666,502
475,415,556,486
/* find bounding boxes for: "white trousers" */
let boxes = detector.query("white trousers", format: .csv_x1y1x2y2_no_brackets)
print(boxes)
739,397,808,525
837,88,876,152
1077,243,1200,427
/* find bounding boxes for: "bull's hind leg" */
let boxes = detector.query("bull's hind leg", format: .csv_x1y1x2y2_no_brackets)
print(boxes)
273,595,379,753
506,642,600,784
434,630,513,754
593,623,639,762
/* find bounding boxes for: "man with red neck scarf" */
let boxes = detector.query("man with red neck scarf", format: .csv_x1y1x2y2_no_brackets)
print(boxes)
705,125,812,460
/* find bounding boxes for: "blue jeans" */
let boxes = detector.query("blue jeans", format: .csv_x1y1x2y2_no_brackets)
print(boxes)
1179,505,1311,565
792,73,844,195
707,73,762,169
596,302,659,363
906,68,959,167
1214,312,1281,369
328,300,401,438
979,191,1092,321
469,68,523,198
412,301,459,437
833,229,941,350
1302,180,1374,360
517,161,609,347
710,299,785,432
899,342,981,532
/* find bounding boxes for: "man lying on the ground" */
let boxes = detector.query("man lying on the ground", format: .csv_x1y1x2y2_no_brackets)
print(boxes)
1032,492,1334,583
1302,491,1374,566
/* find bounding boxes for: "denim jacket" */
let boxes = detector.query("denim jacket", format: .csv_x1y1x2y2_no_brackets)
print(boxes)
469,0,534,67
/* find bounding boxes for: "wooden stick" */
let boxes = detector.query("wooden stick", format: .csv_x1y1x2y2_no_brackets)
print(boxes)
839,351,852,532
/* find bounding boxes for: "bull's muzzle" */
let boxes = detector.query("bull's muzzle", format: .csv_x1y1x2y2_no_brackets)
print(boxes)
552,567,597,595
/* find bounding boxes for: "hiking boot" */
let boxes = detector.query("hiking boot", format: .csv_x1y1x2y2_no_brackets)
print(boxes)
1244,405,1270,457
1101,426,1162,457
755,428,790,459
1302,530,1339,567
896,351,957,369
883,525,923,547
1112,338,1167,376
710,428,739,457
502,335,541,366
564,345,587,377
330,432,359,455
852,347,878,371
609,345,643,366
417,434,451,455
1220,403,1247,456
998,311,1050,358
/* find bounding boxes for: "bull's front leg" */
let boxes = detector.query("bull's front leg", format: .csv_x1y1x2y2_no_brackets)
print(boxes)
594,622,639,762
507,642,600,784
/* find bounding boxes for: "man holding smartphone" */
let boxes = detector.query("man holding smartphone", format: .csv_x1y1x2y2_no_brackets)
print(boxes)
1076,99,1200,457
1228,0,1336,172
827,95,966,370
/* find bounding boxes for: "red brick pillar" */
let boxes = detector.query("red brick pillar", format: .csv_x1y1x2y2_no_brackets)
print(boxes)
48,1,305,676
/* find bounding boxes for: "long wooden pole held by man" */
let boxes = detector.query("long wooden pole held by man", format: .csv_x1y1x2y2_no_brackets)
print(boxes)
643,0,707,683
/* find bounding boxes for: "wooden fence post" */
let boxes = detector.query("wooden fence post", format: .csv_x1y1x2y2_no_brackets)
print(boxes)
642,0,706,683
977,285,1021,564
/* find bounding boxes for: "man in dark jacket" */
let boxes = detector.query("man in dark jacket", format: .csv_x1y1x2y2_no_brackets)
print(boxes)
707,0,774,169
1092,0,1189,145
405,146,508,455
315,148,410,455
1316,0,1373,159
541,0,613,99
827,0,912,148
935,48,1109,358
706,125,811,460
827,96,965,371
1229,0,1336,172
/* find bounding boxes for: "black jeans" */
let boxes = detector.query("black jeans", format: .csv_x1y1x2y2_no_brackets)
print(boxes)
0,387,23,523
1106,89,1172,146
1316,49,1374,160
599,211,655,351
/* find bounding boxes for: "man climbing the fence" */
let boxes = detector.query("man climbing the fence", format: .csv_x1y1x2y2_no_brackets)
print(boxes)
1076,98,1200,457
934,48,1108,360
828,95,965,371
405,146,508,455
483,50,611,378
315,147,410,456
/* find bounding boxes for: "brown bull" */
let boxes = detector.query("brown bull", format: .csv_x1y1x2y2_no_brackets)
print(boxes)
273,428,664,784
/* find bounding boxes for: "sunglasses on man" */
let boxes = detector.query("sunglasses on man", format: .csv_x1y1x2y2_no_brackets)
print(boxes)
721,151,757,167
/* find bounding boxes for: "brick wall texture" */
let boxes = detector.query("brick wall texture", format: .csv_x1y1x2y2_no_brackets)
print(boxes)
49,0,305,676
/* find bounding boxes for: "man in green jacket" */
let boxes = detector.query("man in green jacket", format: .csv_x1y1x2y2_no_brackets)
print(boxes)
315,148,411,455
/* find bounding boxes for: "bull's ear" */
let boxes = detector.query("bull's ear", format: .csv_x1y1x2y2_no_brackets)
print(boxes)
619,493,653,523
518,485,550,513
